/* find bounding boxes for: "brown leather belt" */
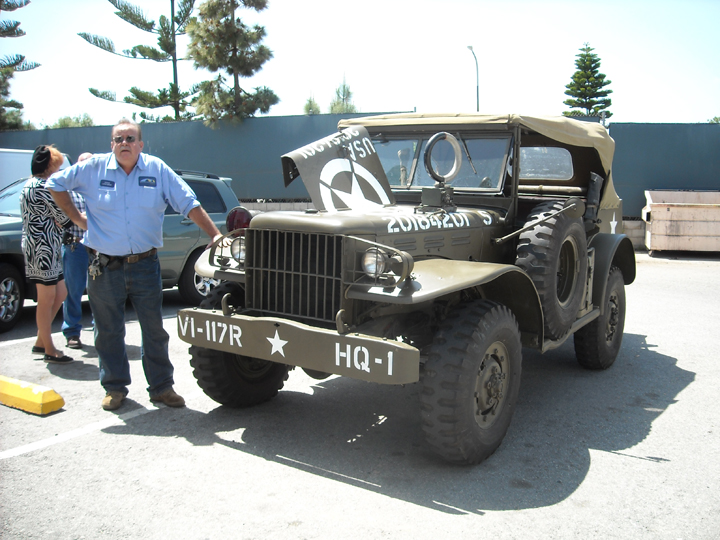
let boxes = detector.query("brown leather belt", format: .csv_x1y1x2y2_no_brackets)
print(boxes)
89,247,157,264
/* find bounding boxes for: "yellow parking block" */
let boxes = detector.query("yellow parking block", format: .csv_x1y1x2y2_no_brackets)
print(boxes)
0,375,65,415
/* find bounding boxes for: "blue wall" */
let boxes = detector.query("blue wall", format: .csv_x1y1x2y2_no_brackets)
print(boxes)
0,113,369,201
609,123,720,216
2,116,719,217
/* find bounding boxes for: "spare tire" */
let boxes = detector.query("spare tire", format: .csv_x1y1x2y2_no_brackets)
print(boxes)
515,201,588,340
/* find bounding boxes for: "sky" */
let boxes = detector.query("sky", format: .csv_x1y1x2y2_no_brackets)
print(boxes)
3,0,719,127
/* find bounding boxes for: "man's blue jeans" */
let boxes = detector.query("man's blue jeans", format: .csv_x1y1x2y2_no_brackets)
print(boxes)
87,252,173,398
61,242,90,339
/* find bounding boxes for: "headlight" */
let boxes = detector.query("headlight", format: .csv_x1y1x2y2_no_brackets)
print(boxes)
230,236,245,263
362,248,388,277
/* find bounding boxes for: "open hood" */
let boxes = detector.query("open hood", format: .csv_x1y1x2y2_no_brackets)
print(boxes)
281,126,396,212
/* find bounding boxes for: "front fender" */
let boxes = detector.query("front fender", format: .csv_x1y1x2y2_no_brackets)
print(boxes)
346,259,544,347
193,246,246,284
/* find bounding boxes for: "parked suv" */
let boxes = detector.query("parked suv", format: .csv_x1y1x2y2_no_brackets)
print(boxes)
178,113,636,464
0,170,238,332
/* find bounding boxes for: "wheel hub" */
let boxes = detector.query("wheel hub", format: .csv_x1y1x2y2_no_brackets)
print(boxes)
605,291,620,343
474,342,509,428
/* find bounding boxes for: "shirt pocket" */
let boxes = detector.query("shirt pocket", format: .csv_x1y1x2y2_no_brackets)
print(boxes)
138,185,161,208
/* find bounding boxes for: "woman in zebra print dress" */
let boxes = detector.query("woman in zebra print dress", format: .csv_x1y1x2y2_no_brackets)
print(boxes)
20,145,75,364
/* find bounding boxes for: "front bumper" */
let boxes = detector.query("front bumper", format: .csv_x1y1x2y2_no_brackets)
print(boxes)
177,308,420,384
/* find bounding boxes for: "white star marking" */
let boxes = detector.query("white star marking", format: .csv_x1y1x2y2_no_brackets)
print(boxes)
267,330,288,357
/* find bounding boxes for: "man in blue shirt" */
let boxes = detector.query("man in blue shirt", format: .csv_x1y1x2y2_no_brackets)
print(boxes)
48,118,222,411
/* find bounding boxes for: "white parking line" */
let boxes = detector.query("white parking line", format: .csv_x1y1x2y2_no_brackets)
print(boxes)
0,406,152,460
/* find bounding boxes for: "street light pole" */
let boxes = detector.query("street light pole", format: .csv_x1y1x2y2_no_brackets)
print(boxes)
467,45,479,112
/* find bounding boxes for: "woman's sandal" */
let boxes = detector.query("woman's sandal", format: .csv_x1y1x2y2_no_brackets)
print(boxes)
43,353,75,364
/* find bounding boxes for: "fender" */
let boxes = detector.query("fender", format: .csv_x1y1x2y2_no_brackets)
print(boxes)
346,259,544,347
193,246,246,284
588,233,636,314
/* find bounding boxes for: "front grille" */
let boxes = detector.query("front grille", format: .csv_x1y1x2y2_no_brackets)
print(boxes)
245,230,343,323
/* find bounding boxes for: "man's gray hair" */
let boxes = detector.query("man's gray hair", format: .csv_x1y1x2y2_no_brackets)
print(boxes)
113,118,143,141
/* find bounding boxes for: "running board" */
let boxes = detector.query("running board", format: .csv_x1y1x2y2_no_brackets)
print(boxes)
541,308,600,353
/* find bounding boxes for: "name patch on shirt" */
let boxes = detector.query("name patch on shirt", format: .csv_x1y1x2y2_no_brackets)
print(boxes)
139,176,157,187
99,179,115,190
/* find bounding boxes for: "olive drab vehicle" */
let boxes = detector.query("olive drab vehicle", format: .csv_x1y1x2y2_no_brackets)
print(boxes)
178,113,636,464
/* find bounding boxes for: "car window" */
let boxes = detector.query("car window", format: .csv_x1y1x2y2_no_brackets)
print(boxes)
519,147,574,181
0,179,25,216
165,179,227,215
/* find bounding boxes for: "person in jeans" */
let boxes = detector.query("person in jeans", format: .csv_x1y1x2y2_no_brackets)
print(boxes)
61,152,94,349
61,189,90,350
48,119,221,411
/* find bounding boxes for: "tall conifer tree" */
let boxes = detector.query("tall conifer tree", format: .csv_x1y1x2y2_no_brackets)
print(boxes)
187,0,278,125
329,78,357,114
79,0,197,121
1,0,37,130
563,43,613,118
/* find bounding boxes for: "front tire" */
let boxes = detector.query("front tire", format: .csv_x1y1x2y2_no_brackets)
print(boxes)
420,300,522,464
189,282,289,407
0,263,25,333
574,266,626,370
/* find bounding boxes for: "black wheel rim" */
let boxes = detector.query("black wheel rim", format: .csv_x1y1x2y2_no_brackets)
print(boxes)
474,341,509,429
230,355,275,381
605,289,620,344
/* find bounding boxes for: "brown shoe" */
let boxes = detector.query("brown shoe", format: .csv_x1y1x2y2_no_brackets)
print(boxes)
150,387,185,408
101,391,125,411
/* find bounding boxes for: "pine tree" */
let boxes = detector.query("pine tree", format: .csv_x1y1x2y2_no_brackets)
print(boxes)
79,0,198,122
329,78,357,114
187,0,278,126
563,43,612,118
1,0,38,130
304,96,320,115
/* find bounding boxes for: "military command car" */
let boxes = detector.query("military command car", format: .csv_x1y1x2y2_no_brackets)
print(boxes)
178,113,636,464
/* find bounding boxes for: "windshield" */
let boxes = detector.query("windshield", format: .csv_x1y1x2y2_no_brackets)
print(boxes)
0,179,25,216
373,134,512,191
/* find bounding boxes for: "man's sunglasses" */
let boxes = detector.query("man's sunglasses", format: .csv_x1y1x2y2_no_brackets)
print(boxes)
112,135,137,144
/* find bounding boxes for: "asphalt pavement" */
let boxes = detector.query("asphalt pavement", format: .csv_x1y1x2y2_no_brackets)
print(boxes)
1,251,719,540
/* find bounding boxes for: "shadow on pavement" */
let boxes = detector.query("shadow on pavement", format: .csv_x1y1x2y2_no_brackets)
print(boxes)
102,332,693,513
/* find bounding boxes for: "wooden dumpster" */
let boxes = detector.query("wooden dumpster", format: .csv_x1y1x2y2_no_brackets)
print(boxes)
642,190,720,252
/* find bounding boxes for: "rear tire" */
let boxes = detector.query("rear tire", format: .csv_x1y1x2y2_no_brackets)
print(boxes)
189,282,289,407
0,263,25,333
420,300,522,464
516,201,587,339
574,266,626,370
